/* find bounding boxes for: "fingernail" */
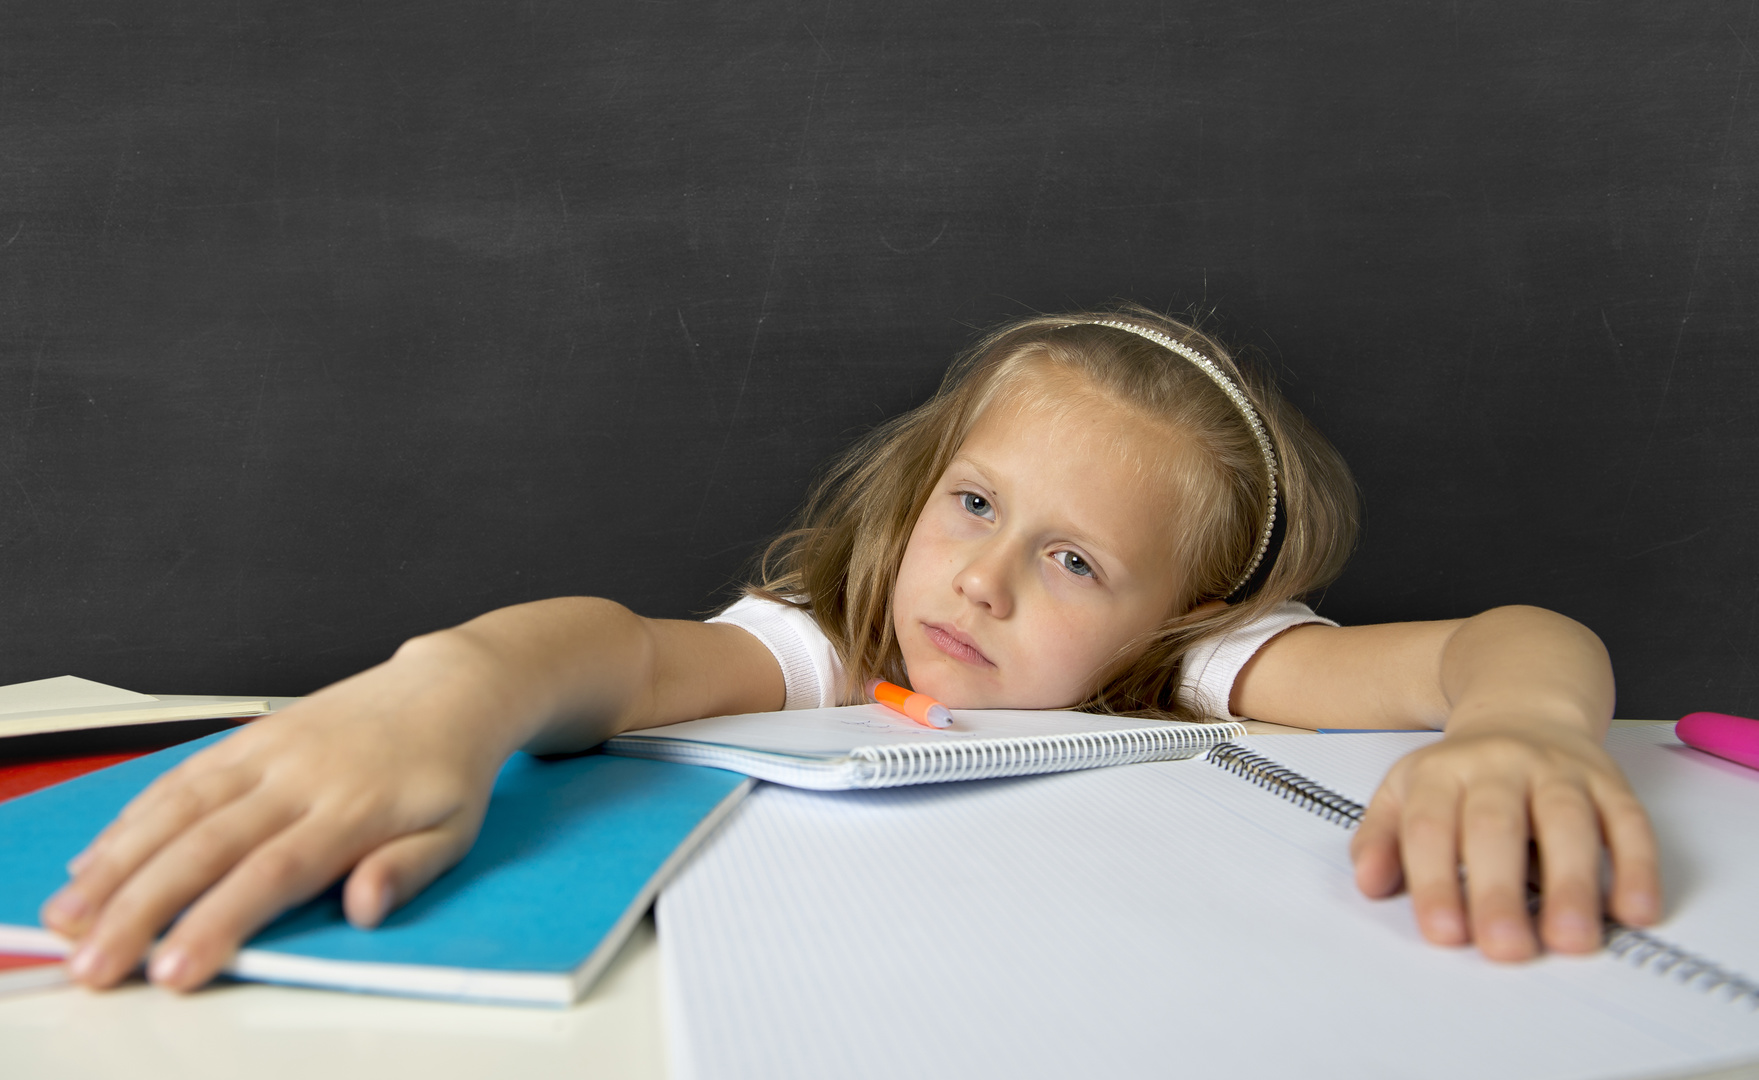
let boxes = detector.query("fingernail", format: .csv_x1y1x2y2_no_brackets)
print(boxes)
67,851,92,875
1551,910,1597,948
1624,890,1659,924
371,882,393,926
1422,909,1465,942
68,945,105,982
149,947,187,986
1484,916,1528,950
351,882,392,928
43,889,89,927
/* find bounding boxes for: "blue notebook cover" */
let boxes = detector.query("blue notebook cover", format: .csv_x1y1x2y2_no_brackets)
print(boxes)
0,732,752,1006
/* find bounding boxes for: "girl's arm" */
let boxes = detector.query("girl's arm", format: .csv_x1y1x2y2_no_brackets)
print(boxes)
42,597,783,992
1230,604,1660,961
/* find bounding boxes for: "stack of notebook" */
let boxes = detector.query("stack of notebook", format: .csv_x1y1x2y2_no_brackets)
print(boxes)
1,697,1211,1005
6,688,1757,1080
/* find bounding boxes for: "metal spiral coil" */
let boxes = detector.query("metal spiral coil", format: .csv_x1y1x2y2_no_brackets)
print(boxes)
853,725,1238,788
1605,925,1759,1007
1205,741,1759,1010
1205,742,1366,825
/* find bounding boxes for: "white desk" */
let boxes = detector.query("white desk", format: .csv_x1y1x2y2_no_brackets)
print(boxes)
0,915,666,1079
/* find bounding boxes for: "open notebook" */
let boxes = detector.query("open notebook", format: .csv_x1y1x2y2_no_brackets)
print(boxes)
0,733,751,1006
604,704,1246,789
659,725,1759,1080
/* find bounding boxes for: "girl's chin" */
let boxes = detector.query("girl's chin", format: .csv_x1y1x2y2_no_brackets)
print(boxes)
903,654,1085,710
904,670,1076,712
899,665,984,708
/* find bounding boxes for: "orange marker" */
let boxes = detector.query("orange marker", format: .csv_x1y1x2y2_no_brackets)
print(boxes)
867,679,953,729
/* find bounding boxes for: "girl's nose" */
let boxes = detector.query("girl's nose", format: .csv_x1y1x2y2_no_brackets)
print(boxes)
953,541,1014,619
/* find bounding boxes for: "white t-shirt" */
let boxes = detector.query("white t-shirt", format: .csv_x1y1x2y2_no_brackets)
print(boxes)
707,595,1336,721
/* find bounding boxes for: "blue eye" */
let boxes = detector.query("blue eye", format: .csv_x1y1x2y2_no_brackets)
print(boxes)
1057,551,1094,578
960,492,993,519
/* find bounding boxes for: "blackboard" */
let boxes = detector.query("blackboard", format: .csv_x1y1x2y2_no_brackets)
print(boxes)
3,1,1755,720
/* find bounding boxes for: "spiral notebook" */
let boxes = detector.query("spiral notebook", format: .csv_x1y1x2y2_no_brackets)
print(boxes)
603,705,1246,789
659,725,1759,1080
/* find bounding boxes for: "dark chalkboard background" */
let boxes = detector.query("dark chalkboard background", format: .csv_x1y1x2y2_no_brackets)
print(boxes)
3,2,1755,719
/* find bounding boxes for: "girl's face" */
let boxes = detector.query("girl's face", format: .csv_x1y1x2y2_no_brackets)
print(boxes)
892,374,1194,709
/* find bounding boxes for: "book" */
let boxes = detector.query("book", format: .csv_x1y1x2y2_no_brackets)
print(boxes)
658,725,1759,1080
0,953,66,998
0,751,155,804
604,704,1247,789
0,676,270,755
0,731,753,1007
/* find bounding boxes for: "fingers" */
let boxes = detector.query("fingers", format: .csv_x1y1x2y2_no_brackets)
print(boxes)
343,827,480,929
1530,779,1603,953
1591,776,1662,927
1458,780,1537,960
145,808,487,993
142,811,391,992
1396,772,1470,948
63,790,304,987
1367,732,1663,963
1350,787,1405,899
43,761,261,941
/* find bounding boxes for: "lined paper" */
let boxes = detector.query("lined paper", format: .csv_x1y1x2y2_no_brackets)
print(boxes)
659,730,1759,1080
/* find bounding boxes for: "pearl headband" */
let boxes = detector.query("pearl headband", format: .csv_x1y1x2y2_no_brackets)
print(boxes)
1066,320,1279,594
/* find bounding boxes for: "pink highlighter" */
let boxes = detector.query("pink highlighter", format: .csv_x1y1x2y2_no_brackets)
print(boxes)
1675,712,1759,772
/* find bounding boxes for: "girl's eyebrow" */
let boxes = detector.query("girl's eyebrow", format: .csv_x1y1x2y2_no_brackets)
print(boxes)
944,456,1005,496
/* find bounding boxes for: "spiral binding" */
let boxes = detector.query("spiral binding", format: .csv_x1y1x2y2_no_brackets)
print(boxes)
849,724,1246,788
1605,925,1759,1007
1204,741,1759,1010
1205,742,1366,824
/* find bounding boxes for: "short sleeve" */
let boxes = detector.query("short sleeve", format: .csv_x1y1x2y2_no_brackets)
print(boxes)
1179,601,1338,721
706,595,847,710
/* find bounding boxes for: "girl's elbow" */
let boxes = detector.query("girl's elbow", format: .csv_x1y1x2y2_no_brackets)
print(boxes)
1474,604,1606,645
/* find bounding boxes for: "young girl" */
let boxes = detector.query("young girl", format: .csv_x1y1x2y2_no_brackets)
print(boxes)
44,309,1660,993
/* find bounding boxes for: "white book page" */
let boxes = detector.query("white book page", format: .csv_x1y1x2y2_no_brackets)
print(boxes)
1248,724,1759,977
622,704,1207,758
660,731,1759,1080
0,676,157,717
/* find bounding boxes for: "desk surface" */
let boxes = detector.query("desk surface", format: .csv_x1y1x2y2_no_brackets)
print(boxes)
0,915,667,1080
4,719,1756,1080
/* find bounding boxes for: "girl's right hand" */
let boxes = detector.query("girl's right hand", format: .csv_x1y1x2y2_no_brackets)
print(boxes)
40,639,519,993
40,597,785,992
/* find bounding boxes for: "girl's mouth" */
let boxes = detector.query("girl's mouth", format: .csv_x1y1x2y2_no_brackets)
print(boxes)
922,623,994,668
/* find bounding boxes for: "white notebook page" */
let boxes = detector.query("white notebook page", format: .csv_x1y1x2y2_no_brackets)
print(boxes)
659,729,1759,1080
0,676,156,716
1257,725,1759,985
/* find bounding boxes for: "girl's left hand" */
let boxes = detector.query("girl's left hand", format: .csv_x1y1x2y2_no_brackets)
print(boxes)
1349,723,1661,961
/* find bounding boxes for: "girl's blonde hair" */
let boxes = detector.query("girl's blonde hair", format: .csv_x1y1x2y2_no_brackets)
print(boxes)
748,306,1360,722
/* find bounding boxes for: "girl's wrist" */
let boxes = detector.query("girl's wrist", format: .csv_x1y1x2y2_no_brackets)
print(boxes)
1439,692,1609,740
387,629,560,759
1438,606,1616,740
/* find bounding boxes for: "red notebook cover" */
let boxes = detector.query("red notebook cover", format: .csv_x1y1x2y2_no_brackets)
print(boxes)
0,952,67,995
0,752,152,805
